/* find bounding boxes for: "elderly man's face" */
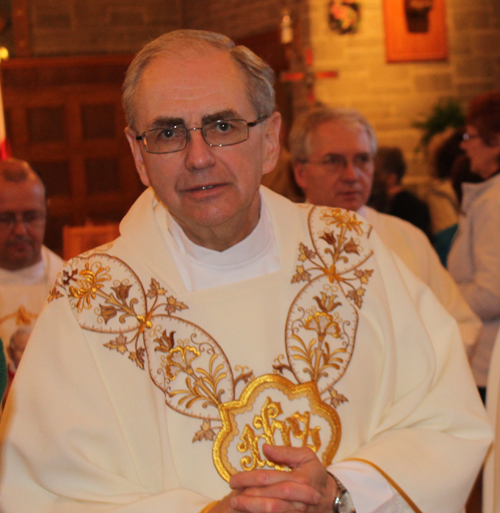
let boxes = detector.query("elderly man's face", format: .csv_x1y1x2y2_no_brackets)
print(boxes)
293,120,374,212
125,48,280,250
0,178,46,270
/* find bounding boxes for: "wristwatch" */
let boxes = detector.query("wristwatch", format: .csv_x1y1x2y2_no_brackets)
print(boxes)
328,472,357,513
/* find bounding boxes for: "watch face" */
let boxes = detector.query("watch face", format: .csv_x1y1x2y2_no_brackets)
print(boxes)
331,474,356,513
335,492,356,513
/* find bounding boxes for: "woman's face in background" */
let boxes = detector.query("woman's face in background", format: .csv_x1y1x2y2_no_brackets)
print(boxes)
461,125,500,180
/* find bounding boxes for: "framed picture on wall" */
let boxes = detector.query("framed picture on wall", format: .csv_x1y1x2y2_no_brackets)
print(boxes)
383,0,448,62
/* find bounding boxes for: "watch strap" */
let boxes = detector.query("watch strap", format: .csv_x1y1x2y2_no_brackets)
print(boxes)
328,472,357,513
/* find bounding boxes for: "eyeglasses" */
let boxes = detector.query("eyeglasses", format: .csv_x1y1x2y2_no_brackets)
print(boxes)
0,211,46,229
135,116,269,154
462,132,480,142
301,153,373,173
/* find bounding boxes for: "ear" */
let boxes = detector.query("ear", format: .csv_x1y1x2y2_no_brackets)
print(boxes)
292,161,308,192
125,126,151,187
261,111,282,176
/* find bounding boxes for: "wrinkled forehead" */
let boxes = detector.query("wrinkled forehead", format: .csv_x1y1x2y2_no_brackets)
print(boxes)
309,120,373,155
135,49,254,127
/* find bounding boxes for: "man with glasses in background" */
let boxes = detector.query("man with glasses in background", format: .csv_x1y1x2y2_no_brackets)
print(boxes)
0,159,63,383
0,30,491,513
290,105,481,359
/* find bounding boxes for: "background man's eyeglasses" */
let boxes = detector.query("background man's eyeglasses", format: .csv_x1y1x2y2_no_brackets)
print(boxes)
462,132,480,142
136,116,269,154
301,153,373,173
0,211,46,229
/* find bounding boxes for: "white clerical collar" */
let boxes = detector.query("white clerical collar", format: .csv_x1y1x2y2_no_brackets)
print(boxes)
0,257,46,285
164,193,280,291
167,208,271,268
357,205,367,216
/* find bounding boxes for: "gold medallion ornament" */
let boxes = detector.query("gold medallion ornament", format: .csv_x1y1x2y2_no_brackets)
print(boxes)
214,374,341,481
49,206,374,481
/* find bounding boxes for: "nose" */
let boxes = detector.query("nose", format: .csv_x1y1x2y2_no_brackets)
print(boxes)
342,159,358,181
11,218,29,235
183,128,216,171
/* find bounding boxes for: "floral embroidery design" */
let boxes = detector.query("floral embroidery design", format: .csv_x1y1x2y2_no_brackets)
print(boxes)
49,254,239,421
49,206,374,481
0,305,38,330
278,207,374,404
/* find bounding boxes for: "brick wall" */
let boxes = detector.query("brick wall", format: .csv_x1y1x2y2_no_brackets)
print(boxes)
182,0,301,41
307,0,500,177
30,0,183,55
23,0,500,178
28,0,300,56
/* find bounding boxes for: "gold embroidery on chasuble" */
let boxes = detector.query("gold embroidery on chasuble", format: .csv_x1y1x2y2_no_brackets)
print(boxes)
49,206,374,482
0,304,38,329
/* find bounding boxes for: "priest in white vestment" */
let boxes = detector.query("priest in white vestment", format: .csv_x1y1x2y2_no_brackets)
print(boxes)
0,159,64,371
0,30,491,513
290,106,482,358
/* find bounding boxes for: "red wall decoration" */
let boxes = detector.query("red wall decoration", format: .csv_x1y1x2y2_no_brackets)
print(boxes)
383,0,448,62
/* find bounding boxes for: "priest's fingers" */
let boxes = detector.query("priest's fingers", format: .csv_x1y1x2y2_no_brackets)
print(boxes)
230,467,305,489
230,494,309,513
245,479,321,502
229,444,337,513
210,489,309,513
230,445,330,489
262,444,323,472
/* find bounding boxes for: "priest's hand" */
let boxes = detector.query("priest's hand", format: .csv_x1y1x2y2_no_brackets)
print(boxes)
212,444,337,513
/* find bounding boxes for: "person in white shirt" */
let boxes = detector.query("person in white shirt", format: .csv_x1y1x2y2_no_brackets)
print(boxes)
448,90,500,395
0,159,64,368
0,30,491,513
290,105,482,357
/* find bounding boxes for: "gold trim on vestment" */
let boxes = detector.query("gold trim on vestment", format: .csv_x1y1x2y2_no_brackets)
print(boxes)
51,205,376,483
347,458,423,513
198,500,219,513
213,374,341,482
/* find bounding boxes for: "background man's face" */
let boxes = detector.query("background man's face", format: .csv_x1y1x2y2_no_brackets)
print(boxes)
125,48,280,247
0,179,46,271
294,120,374,212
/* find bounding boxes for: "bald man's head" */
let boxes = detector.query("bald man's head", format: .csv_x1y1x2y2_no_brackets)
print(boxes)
0,160,47,270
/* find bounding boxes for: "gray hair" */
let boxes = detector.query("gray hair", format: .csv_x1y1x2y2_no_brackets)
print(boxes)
123,29,276,130
289,106,378,162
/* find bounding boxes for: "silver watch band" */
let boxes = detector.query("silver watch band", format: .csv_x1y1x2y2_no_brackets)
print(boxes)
328,472,357,513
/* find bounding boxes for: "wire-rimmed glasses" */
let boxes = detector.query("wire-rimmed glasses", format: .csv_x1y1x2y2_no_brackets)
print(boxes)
300,152,373,173
135,116,269,154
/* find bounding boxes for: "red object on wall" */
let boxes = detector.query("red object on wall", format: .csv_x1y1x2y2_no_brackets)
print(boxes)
0,77,11,160
383,0,448,62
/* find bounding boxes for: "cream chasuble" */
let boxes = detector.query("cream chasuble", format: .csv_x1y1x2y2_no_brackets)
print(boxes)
0,187,491,513
358,205,481,357
165,198,402,512
0,245,64,360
